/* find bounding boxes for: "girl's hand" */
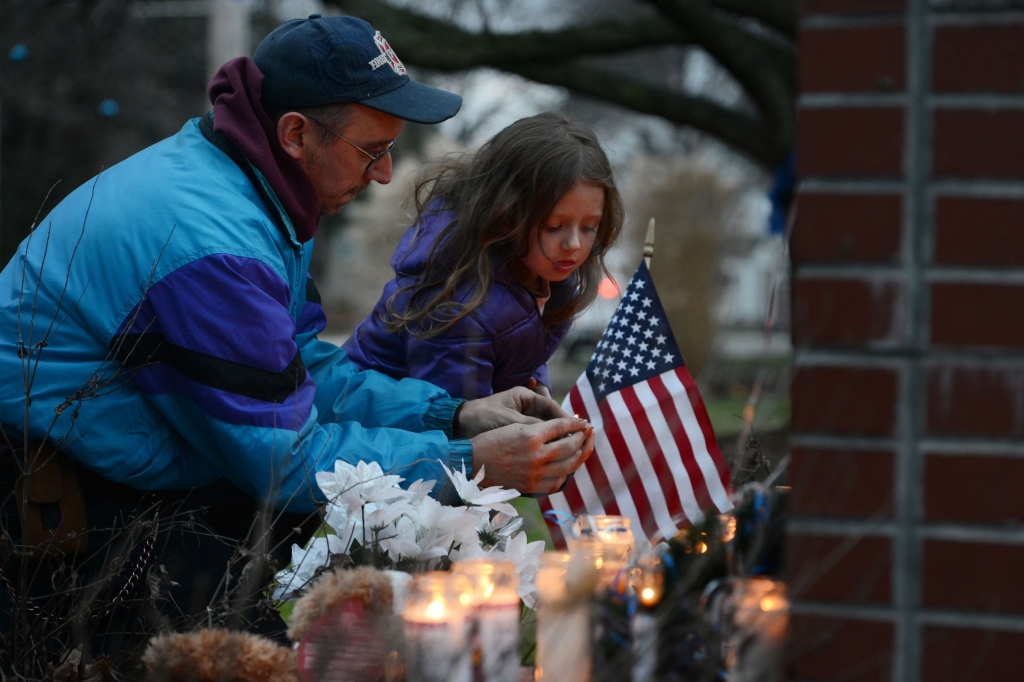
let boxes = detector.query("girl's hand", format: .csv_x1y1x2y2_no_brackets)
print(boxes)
525,378,552,399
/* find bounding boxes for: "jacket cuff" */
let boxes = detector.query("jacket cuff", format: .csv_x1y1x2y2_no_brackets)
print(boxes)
424,396,466,440
448,439,474,479
437,439,475,506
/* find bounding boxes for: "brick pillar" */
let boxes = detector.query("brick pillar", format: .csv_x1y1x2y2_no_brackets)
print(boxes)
790,1,1024,680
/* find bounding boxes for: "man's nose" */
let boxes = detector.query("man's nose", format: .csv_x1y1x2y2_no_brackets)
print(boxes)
367,153,393,185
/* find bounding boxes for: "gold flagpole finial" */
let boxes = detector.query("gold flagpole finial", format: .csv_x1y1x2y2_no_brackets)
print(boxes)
643,217,656,267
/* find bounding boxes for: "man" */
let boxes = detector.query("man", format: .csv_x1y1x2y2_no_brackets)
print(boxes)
0,15,591,643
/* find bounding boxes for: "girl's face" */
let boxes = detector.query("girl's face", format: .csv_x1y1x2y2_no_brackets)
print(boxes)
521,181,605,283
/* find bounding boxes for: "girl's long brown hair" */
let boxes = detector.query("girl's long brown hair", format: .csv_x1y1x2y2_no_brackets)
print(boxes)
384,112,624,338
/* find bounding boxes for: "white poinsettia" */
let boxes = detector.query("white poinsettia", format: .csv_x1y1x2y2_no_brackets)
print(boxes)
315,460,408,512
272,534,347,600
501,532,546,608
476,512,524,549
406,495,483,560
441,462,520,516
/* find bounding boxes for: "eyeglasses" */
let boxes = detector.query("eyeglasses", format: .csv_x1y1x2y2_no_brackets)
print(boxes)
305,115,397,173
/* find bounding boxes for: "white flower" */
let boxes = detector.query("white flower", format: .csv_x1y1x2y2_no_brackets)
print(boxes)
440,462,520,516
476,512,524,549
378,516,423,563
501,532,546,608
407,495,484,561
316,460,408,513
405,479,436,505
272,534,347,600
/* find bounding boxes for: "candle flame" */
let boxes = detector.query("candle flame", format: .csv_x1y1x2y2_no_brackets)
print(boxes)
483,583,495,598
641,587,655,602
696,541,707,554
721,516,737,543
760,595,785,612
426,599,445,619
595,557,604,569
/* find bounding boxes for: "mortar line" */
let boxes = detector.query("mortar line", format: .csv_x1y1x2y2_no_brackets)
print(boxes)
896,0,932,679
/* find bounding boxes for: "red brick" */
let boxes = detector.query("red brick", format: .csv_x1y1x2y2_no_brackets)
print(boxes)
934,25,1024,93
934,109,1024,178
931,283,1024,347
801,0,906,14
791,448,894,518
927,364,1024,438
792,366,898,435
793,278,903,346
799,108,904,177
787,534,891,603
790,616,893,682
792,193,902,263
923,541,1024,613
925,454,1024,524
935,197,1024,267
801,26,905,93
922,627,1024,682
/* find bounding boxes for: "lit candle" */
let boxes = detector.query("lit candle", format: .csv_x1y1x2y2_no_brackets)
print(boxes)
452,559,521,682
534,552,592,682
402,572,472,682
630,553,665,682
567,515,634,594
728,578,789,682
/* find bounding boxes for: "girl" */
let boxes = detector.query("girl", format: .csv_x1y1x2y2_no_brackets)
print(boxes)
342,112,624,399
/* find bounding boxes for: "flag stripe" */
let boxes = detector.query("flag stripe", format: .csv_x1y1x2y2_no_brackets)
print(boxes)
611,388,679,541
631,380,705,525
575,380,629,518
598,396,659,541
676,368,733,487
619,386,685,525
663,368,733,513
566,387,610,516
646,374,713,513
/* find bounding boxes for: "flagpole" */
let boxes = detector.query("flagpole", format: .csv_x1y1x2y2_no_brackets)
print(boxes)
643,217,656,269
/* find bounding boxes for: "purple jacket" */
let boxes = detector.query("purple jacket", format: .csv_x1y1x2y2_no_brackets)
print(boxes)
343,210,571,399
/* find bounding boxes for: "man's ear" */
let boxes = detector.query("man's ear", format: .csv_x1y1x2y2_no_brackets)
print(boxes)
277,112,314,161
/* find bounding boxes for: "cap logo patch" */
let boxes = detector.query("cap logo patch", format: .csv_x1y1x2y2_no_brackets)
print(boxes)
368,31,407,75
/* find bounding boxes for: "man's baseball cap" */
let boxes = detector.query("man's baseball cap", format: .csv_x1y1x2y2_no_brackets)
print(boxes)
253,15,462,124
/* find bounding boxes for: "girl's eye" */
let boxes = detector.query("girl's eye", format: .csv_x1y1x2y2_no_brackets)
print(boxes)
583,225,599,233
544,225,561,232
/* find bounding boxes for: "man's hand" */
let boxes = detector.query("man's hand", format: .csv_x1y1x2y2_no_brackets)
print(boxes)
470,417,595,494
456,387,565,439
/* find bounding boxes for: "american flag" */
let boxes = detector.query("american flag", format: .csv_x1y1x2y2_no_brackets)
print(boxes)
540,261,733,548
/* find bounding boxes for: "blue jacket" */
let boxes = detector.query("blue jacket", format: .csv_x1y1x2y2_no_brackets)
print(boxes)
342,209,570,399
0,118,472,512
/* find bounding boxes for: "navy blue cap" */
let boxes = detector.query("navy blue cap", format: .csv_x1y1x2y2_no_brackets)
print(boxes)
253,15,462,124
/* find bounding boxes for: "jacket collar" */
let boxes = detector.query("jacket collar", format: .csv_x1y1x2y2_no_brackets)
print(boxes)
206,57,322,243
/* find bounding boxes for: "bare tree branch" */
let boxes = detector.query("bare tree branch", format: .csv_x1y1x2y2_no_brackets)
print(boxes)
326,0,794,166
713,0,798,38
328,0,692,66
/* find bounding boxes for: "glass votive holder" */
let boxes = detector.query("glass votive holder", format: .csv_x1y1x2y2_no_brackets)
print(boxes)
402,571,472,682
452,559,520,682
569,515,635,556
535,552,591,682
632,552,665,610
728,578,789,682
